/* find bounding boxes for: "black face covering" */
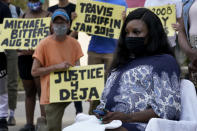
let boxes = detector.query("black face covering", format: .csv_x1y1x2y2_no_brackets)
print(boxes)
125,37,146,56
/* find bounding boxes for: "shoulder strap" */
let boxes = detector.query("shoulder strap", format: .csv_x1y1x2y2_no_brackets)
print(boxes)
22,13,26,18
15,6,20,17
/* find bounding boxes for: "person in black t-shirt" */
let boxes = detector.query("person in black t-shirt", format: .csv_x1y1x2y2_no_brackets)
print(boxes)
0,1,12,130
48,0,75,18
18,1,51,131
48,0,83,115
0,1,11,23
2,0,24,126
48,0,78,38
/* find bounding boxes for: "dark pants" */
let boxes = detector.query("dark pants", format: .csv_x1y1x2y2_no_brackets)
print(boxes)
74,101,83,114
45,102,70,131
6,50,18,110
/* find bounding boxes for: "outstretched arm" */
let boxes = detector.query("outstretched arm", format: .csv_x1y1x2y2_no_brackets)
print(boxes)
178,16,197,70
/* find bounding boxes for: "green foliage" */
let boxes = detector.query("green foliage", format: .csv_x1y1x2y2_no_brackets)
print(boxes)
10,0,28,11
10,0,49,11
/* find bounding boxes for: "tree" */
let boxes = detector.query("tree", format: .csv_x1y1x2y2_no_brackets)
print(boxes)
10,0,49,11
11,0,27,10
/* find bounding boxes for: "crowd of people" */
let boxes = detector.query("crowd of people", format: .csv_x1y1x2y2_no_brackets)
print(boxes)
0,0,197,131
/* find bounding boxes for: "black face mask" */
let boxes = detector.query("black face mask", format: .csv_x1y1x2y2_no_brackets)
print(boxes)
125,37,146,56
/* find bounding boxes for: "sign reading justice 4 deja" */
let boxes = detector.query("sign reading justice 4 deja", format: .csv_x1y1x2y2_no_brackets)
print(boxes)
71,0,126,39
0,17,50,50
50,65,105,103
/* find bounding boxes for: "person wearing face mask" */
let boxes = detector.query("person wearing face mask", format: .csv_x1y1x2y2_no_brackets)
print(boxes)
0,1,12,131
71,0,128,115
1,0,23,126
31,9,84,131
127,0,182,48
18,0,51,131
144,0,186,73
82,0,128,116
48,0,83,115
95,8,181,131
47,0,76,36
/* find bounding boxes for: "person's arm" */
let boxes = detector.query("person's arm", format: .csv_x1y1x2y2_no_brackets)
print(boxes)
127,108,159,123
172,18,181,31
69,12,79,38
178,16,197,63
102,108,158,124
75,60,80,66
31,58,72,77
19,8,24,17
69,30,78,38
122,11,126,21
178,17,197,70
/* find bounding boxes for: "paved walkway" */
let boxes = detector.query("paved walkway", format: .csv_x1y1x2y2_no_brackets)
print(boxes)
9,101,89,131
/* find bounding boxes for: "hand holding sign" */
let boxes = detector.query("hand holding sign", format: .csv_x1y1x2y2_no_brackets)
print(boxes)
171,23,180,31
122,11,127,21
18,49,34,55
71,12,77,21
54,61,73,70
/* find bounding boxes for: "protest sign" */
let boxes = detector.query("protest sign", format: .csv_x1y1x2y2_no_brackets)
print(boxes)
50,64,105,103
0,24,4,52
0,17,50,50
127,4,176,36
0,24,2,35
0,48,4,52
71,0,126,39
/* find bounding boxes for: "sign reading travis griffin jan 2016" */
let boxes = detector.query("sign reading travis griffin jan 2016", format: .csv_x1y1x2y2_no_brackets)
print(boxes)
50,64,105,103
71,0,126,39
0,18,50,50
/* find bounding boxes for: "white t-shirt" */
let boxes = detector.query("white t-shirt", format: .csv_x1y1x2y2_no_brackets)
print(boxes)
189,0,197,35
9,4,23,18
144,0,183,47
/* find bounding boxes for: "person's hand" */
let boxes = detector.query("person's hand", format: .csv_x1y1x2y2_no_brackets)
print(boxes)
102,112,130,124
122,11,126,21
188,49,197,69
172,23,180,31
54,61,73,70
193,59,197,67
188,49,197,72
85,99,92,102
71,12,77,20
19,48,34,55
189,58,197,72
